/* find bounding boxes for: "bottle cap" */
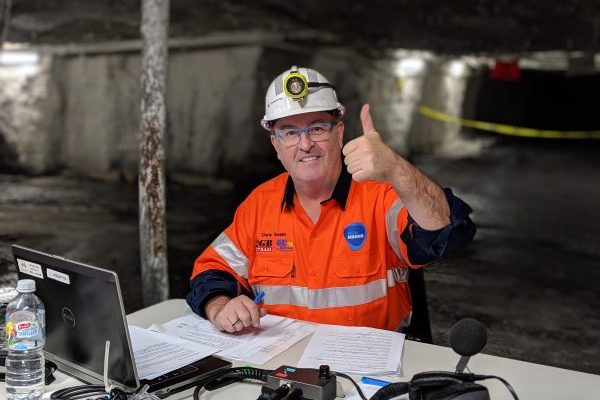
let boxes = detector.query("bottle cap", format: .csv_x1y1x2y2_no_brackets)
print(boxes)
16,279,36,293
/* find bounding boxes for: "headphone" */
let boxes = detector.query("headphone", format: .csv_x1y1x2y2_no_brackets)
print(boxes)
370,371,518,400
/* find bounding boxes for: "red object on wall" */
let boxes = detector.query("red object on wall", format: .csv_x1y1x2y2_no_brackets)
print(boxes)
490,59,521,81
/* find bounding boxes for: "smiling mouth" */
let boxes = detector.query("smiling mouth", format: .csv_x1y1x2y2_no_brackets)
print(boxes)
300,156,319,162
299,156,319,162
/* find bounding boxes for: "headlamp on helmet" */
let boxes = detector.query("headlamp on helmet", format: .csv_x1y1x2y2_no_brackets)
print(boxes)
261,66,345,130
283,67,336,101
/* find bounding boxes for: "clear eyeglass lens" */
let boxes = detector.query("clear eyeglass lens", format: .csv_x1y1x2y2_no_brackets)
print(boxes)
276,122,333,146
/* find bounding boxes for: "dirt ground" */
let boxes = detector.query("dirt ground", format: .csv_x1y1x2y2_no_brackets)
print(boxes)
1,137,599,375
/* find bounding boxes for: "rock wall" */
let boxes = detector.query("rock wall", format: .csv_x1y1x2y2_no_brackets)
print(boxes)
411,57,494,156
0,55,61,173
54,46,265,177
0,43,481,176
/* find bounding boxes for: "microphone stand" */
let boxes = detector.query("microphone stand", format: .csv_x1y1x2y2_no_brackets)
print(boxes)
455,356,470,374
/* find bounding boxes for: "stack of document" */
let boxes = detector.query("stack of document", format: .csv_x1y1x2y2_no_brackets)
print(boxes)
129,326,219,380
129,315,405,380
147,313,315,365
296,324,405,375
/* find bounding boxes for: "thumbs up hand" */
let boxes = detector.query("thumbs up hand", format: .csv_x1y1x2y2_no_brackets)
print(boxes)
342,104,401,183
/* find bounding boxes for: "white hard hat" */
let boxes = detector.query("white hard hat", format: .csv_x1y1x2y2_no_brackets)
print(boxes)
261,66,345,130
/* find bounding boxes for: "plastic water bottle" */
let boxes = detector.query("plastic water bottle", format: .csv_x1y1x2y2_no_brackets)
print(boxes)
4,279,46,400
1,287,18,350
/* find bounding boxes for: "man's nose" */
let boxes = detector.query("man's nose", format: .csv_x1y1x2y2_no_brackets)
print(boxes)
297,131,314,151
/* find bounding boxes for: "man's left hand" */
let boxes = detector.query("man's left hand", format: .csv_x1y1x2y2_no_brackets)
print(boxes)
342,104,400,183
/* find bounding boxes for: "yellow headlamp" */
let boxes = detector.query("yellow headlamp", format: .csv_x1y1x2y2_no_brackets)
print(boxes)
283,70,309,100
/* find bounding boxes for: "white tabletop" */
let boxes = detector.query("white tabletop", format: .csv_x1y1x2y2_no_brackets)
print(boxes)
5,298,600,400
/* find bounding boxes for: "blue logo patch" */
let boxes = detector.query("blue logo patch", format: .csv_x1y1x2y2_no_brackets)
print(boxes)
344,222,367,251
276,239,294,251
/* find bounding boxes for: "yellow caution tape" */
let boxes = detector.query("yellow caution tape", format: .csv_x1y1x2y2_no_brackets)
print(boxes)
418,105,600,139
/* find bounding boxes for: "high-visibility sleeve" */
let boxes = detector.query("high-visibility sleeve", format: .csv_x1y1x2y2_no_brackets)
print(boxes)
187,190,260,316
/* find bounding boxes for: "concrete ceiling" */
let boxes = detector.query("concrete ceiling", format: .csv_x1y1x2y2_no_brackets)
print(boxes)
2,0,600,53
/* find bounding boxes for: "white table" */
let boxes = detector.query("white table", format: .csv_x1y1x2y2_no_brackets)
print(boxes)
5,299,600,400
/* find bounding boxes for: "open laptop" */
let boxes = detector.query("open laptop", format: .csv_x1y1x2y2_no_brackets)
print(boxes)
12,245,231,398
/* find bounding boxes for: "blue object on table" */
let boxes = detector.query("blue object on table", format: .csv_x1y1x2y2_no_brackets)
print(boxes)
253,291,265,304
360,377,392,387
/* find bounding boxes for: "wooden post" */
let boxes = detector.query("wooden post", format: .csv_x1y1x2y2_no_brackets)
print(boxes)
139,0,170,306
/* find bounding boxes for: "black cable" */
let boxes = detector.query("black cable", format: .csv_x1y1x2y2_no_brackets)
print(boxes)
50,385,108,400
482,375,519,400
333,371,369,400
110,388,130,400
286,387,303,400
50,385,129,400
369,382,410,400
192,382,205,400
257,384,291,400
192,366,272,400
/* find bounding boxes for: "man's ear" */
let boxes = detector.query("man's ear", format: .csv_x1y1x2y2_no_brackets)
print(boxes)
336,121,345,144
270,134,281,160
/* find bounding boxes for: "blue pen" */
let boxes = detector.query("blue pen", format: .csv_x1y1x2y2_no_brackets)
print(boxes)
360,377,391,387
253,291,265,304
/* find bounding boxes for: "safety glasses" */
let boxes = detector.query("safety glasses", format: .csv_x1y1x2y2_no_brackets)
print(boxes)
273,122,334,147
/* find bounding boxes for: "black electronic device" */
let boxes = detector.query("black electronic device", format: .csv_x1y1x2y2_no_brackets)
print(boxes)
259,365,336,400
404,371,490,400
370,318,519,400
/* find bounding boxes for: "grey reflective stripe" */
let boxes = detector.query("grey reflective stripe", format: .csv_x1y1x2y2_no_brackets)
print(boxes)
387,267,408,287
385,199,406,262
252,278,390,309
211,232,249,278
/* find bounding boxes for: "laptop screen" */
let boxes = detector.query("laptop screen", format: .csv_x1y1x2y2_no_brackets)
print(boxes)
12,245,139,390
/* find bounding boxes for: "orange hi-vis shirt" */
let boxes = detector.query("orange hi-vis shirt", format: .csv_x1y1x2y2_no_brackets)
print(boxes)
191,169,422,331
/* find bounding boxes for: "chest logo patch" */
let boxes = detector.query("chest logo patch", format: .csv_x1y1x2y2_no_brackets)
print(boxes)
276,239,294,251
256,239,272,252
344,222,367,251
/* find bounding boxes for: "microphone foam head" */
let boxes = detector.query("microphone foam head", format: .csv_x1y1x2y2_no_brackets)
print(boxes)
450,318,487,356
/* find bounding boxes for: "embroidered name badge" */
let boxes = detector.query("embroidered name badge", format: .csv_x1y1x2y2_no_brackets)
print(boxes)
344,222,367,251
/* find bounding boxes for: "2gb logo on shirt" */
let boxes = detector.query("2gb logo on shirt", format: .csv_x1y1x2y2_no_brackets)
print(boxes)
256,239,272,252
344,222,367,251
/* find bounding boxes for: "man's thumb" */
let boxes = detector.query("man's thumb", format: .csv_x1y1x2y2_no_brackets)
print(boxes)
360,104,377,136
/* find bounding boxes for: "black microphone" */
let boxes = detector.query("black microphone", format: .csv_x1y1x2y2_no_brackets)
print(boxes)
450,318,487,373
369,318,516,400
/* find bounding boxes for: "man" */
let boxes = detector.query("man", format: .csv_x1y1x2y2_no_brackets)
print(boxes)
187,66,475,333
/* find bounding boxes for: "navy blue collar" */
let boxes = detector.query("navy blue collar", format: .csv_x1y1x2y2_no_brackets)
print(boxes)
281,165,352,211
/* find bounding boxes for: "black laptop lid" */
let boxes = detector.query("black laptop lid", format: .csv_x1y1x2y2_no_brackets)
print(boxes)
12,245,138,390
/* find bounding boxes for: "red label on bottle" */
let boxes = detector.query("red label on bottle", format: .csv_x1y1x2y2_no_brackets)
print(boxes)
17,322,31,330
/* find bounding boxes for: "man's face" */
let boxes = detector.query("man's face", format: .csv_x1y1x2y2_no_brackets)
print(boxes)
271,111,344,188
